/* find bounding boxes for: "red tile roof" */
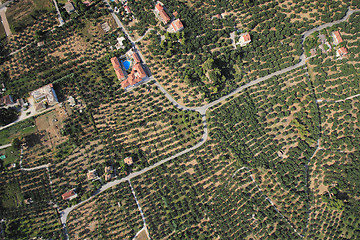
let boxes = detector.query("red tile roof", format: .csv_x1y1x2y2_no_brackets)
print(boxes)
124,5,131,13
333,31,343,44
171,19,184,32
62,189,76,200
156,3,170,23
133,52,141,63
121,63,146,89
173,11,178,17
155,3,163,11
241,33,251,42
0,95,14,105
111,57,125,80
337,47,348,56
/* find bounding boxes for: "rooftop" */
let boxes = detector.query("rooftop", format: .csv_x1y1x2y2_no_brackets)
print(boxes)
29,84,59,106
121,63,147,89
111,57,126,80
62,189,77,200
171,19,184,32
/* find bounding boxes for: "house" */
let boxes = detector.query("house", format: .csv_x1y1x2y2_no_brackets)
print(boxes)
124,157,133,165
68,96,76,106
336,47,348,57
173,11,178,17
37,41,45,47
24,198,33,205
155,2,170,24
29,84,59,106
332,31,343,45
133,52,141,63
115,36,126,49
111,57,126,80
124,5,131,14
101,22,111,33
120,63,147,89
64,2,75,14
105,174,112,181
237,32,251,46
87,169,98,181
62,189,78,200
0,95,14,106
105,165,113,173
171,19,184,32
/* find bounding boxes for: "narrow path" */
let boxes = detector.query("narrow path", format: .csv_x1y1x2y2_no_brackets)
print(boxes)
20,164,50,171
52,0,64,26
58,7,359,239
128,180,149,239
0,8,11,36
317,93,360,103
0,143,11,150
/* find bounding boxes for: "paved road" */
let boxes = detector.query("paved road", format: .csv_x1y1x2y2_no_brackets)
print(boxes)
59,7,359,238
134,28,154,43
52,0,64,26
0,143,11,149
0,105,56,131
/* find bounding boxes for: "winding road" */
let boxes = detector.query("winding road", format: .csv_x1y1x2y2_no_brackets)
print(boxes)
58,6,360,239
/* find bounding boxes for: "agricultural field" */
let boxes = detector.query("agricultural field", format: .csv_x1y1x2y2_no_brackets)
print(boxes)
0,168,61,239
0,118,36,145
21,106,69,168
6,0,55,33
128,66,319,239
67,181,143,239
1,1,130,99
307,12,360,101
121,0,353,106
50,79,203,208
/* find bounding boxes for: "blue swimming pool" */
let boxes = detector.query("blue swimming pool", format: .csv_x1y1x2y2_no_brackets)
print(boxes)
122,60,131,70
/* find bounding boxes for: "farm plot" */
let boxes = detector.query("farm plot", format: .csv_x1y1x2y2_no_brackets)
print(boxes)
50,82,203,207
21,106,68,168
128,0,349,106
67,181,143,239
307,13,360,101
307,148,360,239
130,67,320,238
319,99,360,152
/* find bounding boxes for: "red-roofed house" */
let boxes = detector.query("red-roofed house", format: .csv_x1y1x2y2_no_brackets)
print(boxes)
237,32,251,46
173,11,178,17
121,63,147,89
332,31,343,45
124,5,131,14
111,57,126,80
62,189,77,200
0,95,14,106
171,19,184,32
336,47,348,57
133,52,141,63
155,3,170,24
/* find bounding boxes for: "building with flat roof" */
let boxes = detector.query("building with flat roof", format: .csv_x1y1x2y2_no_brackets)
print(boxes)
29,84,59,107
124,157,133,165
87,169,98,181
64,2,75,14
